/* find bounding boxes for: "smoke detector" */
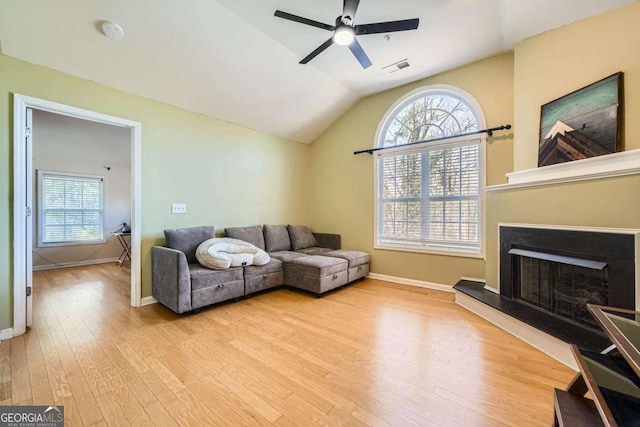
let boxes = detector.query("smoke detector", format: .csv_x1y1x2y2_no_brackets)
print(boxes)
101,21,124,40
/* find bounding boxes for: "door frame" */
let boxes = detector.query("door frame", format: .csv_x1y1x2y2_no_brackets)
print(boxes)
12,94,143,337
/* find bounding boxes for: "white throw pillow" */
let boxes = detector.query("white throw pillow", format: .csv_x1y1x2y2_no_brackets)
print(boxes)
196,237,270,270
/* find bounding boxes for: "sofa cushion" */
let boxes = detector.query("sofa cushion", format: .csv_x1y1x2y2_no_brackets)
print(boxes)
268,251,307,263
312,233,341,250
243,258,283,277
164,226,215,264
224,226,265,250
286,255,347,277
196,238,270,270
287,225,318,250
324,250,370,268
264,224,291,252
189,264,244,291
296,247,333,256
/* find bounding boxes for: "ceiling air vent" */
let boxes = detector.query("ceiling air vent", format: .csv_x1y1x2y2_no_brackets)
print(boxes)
383,59,410,74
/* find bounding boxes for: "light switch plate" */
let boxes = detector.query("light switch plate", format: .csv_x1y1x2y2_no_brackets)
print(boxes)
171,203,187,214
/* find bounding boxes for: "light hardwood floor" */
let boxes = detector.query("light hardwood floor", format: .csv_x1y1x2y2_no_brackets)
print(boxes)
0,264,575,426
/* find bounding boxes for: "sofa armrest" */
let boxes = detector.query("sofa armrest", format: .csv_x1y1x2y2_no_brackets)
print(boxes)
313,233,341,250
152,246,192,313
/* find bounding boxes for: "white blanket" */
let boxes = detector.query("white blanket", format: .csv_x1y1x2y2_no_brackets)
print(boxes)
196,237,270,270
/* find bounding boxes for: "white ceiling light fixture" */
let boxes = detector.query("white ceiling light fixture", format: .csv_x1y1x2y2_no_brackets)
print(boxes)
101,21,124,40
333,26,355,46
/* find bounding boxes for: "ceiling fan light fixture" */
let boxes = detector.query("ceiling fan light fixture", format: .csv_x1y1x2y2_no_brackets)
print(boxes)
333,26,355,46
274,2,419,69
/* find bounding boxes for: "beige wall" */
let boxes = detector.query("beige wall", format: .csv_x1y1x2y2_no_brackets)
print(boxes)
309,53,515,286
514,1,640,171
0,54,311,331
486,1,640,291
485,175,640,291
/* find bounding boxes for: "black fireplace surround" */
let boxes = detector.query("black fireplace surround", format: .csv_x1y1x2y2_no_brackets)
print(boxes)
500,226,635,308
454,226,636,350
499,226,635,348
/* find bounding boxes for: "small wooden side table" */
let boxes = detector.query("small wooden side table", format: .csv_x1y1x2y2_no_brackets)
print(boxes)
113,232,131,267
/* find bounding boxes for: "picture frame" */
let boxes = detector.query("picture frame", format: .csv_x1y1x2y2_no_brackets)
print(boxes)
538,72,623,167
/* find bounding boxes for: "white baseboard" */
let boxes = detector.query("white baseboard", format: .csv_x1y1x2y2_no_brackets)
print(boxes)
140,296,157,306
367,273,455,293
32,257,120,271
0,328,14,341
455,291,578,370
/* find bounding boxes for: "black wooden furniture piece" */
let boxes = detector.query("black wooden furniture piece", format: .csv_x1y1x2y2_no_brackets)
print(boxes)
553,304,640,426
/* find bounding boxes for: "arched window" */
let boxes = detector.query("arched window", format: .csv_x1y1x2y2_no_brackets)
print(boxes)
375,86,485,255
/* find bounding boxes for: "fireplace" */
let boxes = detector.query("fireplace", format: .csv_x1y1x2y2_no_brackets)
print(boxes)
500,225,636,342
511,249,608,329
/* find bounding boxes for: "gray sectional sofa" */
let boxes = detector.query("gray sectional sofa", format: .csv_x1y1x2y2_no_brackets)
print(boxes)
151,225,370,314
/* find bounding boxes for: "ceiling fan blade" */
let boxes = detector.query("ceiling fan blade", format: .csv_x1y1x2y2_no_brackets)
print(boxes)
348,38,372,69
274,10,334,32
356,18,419,35
343,0,360,22
300,38,335,64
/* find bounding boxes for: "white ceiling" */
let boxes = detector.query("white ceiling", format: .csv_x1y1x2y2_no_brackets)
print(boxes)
0,0,636,143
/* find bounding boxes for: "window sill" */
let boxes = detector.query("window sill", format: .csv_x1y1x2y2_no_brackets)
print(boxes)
37,239,107,248
374,244,485,259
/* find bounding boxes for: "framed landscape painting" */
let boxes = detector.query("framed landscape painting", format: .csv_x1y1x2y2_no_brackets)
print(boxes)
538,72,623,167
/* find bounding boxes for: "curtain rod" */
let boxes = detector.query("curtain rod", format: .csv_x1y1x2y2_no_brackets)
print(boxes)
353,124,512,156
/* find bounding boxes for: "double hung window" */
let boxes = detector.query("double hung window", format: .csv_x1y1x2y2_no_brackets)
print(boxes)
375,88,484,255
38,171,105,246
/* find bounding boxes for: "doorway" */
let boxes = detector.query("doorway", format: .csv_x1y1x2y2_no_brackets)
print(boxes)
12,94,142,337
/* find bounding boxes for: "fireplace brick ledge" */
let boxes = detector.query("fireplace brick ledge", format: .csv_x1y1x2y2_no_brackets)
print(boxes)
486,148,640,192
453,280,611,352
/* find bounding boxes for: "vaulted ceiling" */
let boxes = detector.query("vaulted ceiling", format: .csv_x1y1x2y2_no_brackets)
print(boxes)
0,0,636,143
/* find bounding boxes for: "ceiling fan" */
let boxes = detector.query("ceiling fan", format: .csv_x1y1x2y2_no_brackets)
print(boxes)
274,0,420,69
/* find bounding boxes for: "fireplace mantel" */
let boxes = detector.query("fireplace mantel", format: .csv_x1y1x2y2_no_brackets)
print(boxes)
486,148,640,192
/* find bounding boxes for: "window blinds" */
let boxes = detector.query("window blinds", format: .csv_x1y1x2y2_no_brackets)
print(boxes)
39,172,105,244
376,138,481,252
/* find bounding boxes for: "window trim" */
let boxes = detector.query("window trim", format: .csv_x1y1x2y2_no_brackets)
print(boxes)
37,170,107,248
373,84,487,258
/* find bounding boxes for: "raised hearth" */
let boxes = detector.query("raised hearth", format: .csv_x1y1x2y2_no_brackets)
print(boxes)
455,225,639,356
453,280,611,351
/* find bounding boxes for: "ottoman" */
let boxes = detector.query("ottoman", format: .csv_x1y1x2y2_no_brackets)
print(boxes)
324,250,370,282
285,255,348,295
